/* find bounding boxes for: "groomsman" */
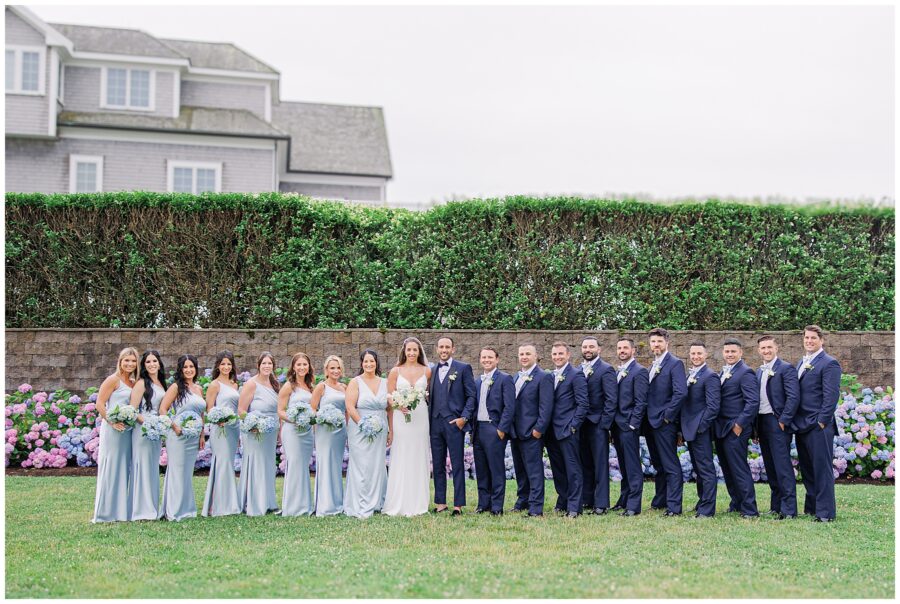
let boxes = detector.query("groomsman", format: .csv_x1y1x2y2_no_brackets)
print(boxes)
429,336,477,515
715,338,760,518
611,338,649,516
472,347,516,515
578,337,618,515
793,325,841,522
755,335,800,519
642,328,688,516
545,341,589,517
680,342,721,518
510,344,554,517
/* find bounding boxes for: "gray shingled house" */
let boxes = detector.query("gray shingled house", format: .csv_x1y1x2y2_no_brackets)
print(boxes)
5,5,393,201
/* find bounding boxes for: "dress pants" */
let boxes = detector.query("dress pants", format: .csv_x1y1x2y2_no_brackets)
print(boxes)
757,413,797,516
645,421,683,513
612,424,643,513
430,418,467,507
543,430,568,511
715,428,758,516
473,421,507,513
687,429,717,516
580,420,611,510
795,422,836,520
511,436,545,515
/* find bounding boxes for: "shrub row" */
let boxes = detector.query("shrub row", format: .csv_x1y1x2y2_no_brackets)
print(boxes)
5,193,894,330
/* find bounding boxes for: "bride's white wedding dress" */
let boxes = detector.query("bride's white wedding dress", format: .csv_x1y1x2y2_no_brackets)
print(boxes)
382,372,430,516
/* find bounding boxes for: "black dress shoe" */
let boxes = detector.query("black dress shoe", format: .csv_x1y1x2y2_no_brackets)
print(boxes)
694,513,713,519
512,506,527,512
620,510,638,517
664,511,682,517
474,508,487,514
527,512,543,517
774,513,797,520
651,505,666,511
433,506,448,513
813,516,833,522
740,513,760,519
451,509,462,516
490,510,503,516
766,510,780,516
592,508,608,515
611,504,625,512
565,511,579,519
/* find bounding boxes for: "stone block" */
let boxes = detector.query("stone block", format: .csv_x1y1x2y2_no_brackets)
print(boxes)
870,346,894,361
850,347,871,361
333,331,352,345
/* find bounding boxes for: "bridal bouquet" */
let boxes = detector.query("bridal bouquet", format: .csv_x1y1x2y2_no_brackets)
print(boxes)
391,386,426,423
286,401,315,433
141,414,172,441
240,411,278,441
316,404,345,431
358,414,385,442
106,404,137,428
174,412,203,439
204,406,238,437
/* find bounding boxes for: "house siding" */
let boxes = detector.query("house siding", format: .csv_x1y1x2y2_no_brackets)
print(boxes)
63,65,176,118
279,180,383,202
5,9,44,45
6,136,276,193
181,80,267,120
5,47,51,137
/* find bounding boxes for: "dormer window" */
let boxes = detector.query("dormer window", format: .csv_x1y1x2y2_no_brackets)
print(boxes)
101,67,154,111
5,45,45,95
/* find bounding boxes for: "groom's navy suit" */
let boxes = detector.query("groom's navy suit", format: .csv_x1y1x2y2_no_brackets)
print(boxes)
544,363,589,514
755,357,799,517
510,366,554,515
642,352,688,514
578,358,618,511
680,364,720,516
714,359,759,516
429,358,477,508
612,359,649,513
473,369,516,513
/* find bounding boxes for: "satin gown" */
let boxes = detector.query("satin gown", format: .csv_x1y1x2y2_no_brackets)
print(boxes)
383,373,430,517
130,383,164,521
314,384,347,516
159,391,205,521
281,387,315,517
344,376,389,518
92,380,134,522
238,382,280,516
202,382,241,517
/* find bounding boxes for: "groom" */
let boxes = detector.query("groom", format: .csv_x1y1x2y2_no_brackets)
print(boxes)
430,336,477,515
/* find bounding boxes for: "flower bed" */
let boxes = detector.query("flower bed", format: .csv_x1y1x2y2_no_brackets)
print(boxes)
5,374,894,482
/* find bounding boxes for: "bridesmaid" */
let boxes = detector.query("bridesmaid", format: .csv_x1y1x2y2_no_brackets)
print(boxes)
201,350,242,517
278,352,316,517
310,355,348,517
92,347,139,523
158,354,206,521
237,351,281,516
129,350,167,521
344,349,389,518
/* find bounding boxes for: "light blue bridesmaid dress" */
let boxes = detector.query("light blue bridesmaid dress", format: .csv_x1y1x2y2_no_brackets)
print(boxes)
130,382,164,520
202,382,241,517
92,380,134,522
281,387,315,517
314,384,347,516
344,376,389,519
238,381,279,516
159,391,205,521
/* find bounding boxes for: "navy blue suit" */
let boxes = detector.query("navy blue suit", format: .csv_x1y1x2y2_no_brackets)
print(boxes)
714,360,759,516
579,359,618,511
756,357,800,516
510,366,554,515
612,359,648,513
473,370,516,512
792,350,841,520
642,353,688,513
543,363,589,513
429,359,477,507
681,364,720,516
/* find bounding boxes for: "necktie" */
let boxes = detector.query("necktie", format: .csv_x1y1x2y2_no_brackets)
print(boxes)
515,371,527,396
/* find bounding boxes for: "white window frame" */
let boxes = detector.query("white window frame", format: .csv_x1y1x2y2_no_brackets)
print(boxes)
68,155,104,193
5,45,46,96
166,160,223,194
100,66,156,111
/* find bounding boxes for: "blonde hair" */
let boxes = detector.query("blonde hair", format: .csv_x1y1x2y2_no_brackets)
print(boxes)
323,355,345,376
117,347,140,382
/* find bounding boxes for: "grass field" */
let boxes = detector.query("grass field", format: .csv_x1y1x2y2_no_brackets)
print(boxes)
4,476,895,598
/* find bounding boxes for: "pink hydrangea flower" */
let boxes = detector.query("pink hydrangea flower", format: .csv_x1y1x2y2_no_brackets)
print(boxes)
877,436,888,444
35,439,44,447
17,384,32,393
32,392,48,404
83,403,96,413
58,415,69,425
871,469,883,479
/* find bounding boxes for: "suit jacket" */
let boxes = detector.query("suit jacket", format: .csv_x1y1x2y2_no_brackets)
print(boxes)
428,359,477,428
680,365,720,442
646,353,688,429
475,370,516,435
714,359,759,439
756,357,800,430
512,366,554,440
613,359,649,431
792,351,842,434
581,359,618,430
549,363,589,440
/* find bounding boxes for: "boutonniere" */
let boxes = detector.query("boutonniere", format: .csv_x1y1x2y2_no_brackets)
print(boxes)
585,367,594,377
485,379,494,387
524,375,534,383
651,366,661,376
619,370,629,378
803,363,814,371
448,372,458,382
766,369,776,377
722,372,733,380
556,373,566,384
688,377,697,385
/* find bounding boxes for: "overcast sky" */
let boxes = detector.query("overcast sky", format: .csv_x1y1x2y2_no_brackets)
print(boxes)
29,4,894,204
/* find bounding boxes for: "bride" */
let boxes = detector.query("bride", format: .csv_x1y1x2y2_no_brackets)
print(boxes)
382,337,432,516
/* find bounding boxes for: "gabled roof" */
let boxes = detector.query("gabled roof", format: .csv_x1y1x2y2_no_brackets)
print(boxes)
49,23,184,60
272,102,393,178
58,106,288,139
159,38,278,74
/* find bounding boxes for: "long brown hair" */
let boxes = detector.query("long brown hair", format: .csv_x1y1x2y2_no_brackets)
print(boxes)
396,337,428,367
256,351,280,391
287,352,314,390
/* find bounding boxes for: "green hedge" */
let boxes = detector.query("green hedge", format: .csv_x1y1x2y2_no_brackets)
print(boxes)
5,193,894,330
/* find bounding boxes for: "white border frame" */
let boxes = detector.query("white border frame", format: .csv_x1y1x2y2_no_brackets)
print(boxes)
5,44,46,96
166,160,223,193
100,66,156,112
68,154,104,193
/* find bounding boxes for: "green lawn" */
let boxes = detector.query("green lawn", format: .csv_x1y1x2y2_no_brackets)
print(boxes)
5,476,894,598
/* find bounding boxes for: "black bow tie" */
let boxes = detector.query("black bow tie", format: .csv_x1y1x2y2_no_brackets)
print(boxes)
438,362,448,368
